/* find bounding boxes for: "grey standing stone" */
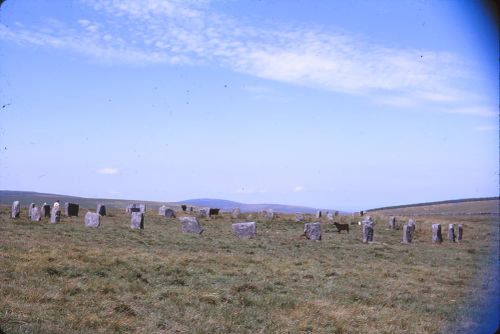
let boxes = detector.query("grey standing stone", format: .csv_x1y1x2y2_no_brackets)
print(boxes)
408,219,416,234
304,222,321,241
64,202,69,216
138,204,146,213
28,203,35,218
85,212,100,228
30,206,41,221
158,205,167,216
316,210,322,218
295,213,305,222
261,209,274,220
232,222,256,239
362,216,374,243
231,208,241,219
50,208,61,223
432,224,443,243
457,224,463,242
11,201,20,218
199,208,208,218
402,224,412,244
180,217,204,234
326,212,334,221
97,204,106,216
334,211,339,217
388,216,396,230
447,224,456,242
130,212,144,230
164,208,176,218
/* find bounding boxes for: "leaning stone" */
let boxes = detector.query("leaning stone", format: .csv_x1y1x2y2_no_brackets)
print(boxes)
232,222,256,239
97,204,106,216
388,216,396,230
295,213,305,222
180,217,204,234
28,203,35,218
231,208,241,219
304,222,321,241
432,224,443,243
50,208,61,223
11,201,20,218
30,206,41,221
447,224,456,242
457,224,463,242
130,212,144,229
402,224,412,244
85,212,100,228
164,209,176,218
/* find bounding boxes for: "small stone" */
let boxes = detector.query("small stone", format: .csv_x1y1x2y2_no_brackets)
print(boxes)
130,212,144,229
304,222,321,241
316,210,322,218
11,201,20,218
209,208,220,217
199,208,208,218
180,217,204,234
181,205,187,212
295,213,305,222
232,222,256,239
85,212,100,228
261,209,274,220
158,205,167,216
326,212,334,221
97,204,106,216
164,208,176,218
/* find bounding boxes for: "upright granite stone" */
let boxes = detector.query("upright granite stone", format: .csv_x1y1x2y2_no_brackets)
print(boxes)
97,204,106,216
447,224,456,242
180,217,204,234
326,212,334,221
261,209,274,220
232,222,256,239
43,204,51,217
362,216,374,243
11,201,20,218
85,212,100,228
295,213,305,222
432,224,443,243
30,206,41,221
138,204,146,213
407,218,416,234
50,208,61,223
158,205,167,216
164,209,176,218
181,205,187,212
304,222,321,241
457,224,463,242
316,210,322,218
130,212,144,230
231,208,241,219
199,208,208,218
388,216,396,230
402,224,412,244
28,203,35,218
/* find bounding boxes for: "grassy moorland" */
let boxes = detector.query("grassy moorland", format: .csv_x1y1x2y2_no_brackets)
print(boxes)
0,205,498,333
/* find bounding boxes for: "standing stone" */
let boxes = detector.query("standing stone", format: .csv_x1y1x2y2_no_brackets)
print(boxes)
402,224,412,244
180,217,204,234
158,205,167,216
362,216,374,243
388,216,396,230
164,208,176,218
189,206,193,212
304,222,321,241
181,205,187,212
316,210,322,218
50,208,61,223
295,213,305,222
360,210,364,217
326,212,334,221
11,201,20,218
199,208,208,218
334,211,339,217
407,218,416,234
138,204,146,213
64,202,69,216
30,206,41,221
28,203,35,218
85,212,100,228
447,224,456,242
97,204,106,216
43,204,51,217
125,204,132,213
432,224,443,243
457,224,463,242
231,208,241,219
232,222,256,239
130,212,144,230
261,209,274,220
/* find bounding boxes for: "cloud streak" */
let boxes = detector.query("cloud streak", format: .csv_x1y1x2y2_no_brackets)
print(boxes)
96,167,118,175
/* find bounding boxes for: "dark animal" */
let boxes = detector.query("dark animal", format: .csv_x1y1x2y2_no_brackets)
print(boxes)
67,203,79,217
181,205,187,212
333,222,349,233
209,208,220,216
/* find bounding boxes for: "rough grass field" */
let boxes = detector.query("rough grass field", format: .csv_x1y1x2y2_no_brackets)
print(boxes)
0,206,498,333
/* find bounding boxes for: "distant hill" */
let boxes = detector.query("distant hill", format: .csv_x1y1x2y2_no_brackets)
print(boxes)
178,198,338,214
367,197,499,216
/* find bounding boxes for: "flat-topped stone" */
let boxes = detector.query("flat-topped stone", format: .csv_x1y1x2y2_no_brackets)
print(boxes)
231,208,241,219
30,206,41,221
130,212,144,229
432,224,443,243
232,222,256,239
85,212,100,228
180,217,204,234
304,222,321,241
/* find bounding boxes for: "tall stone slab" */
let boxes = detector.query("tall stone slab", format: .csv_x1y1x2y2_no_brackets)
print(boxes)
457,224,463,242
85,212,100,228
180,217,204,234
362,222,374,243
97,204,106,216
231,208,241,219
432,224,443,243
408,219,416,234
315,210,322,218
28,203,35,218
130,212,144,230
447,224,456,242
304,222,321,241
158,205,167,216
11,201,20,218
388,216,396,230
30,206,41,221
232,222,256,239
50,208,61,223
402,224,412,244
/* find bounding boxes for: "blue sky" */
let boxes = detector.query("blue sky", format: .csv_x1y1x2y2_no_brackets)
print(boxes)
0,0,498,211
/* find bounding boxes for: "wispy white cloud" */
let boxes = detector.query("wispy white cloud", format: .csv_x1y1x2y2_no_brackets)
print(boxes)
473,125,498,132
96,167,118,175
0,0,491,115
293,186,304,193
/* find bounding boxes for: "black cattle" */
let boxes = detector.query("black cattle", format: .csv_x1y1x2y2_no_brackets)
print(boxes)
43,205,51,217
130,207,140,213
67,203,79,217
98,205,106,216
209,208,220,216
333,222,349,233
181,205,187,212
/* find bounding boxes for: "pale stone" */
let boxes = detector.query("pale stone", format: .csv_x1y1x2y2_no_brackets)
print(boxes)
402,224,412,244
85,212,100,228
448,224,456,242
261,209,274,220
28,203,35,218
362,217,374,243
388,216,396,230
326,212,334,221
304,222,321,241
11,201,20,218
432,224,443,243
408,218,416,234
232,222,256,239
130,212,144,229
50,208,60,223
180,217,204,234
231,208,241,219
295,213,305,222
316,210,322,218
457,224,463,242
199,208,208,218
30,206,41,221
158,205,167,216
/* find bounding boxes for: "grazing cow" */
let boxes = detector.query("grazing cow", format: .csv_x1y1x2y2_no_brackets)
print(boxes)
181,205,187,212
209,208,220,217
333,222,349,233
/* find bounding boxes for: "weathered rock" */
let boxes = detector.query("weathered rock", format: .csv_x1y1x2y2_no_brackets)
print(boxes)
362,221,374,243
231,208,241,219
232,222,256,239
64,202,69,215
28,203,35,218
457,224,463,242
402,224,412,244
334,211,339,217
130,212,144,229
181,205,187,212
11,201,20,218
97,204,106,216
447,224,456,242
304,222,321,241
326,212,334,221
180,217,204,234
164,209,176,218
43,204,51,217
50,208,61,223
388,216,396,230
316,210,322,218
199,208,208,218
261,209,274,220
407,218,416,234
432,224,443,243
295,213,305,222
85,212,100,228
158,205,167,216
30,206,41,221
